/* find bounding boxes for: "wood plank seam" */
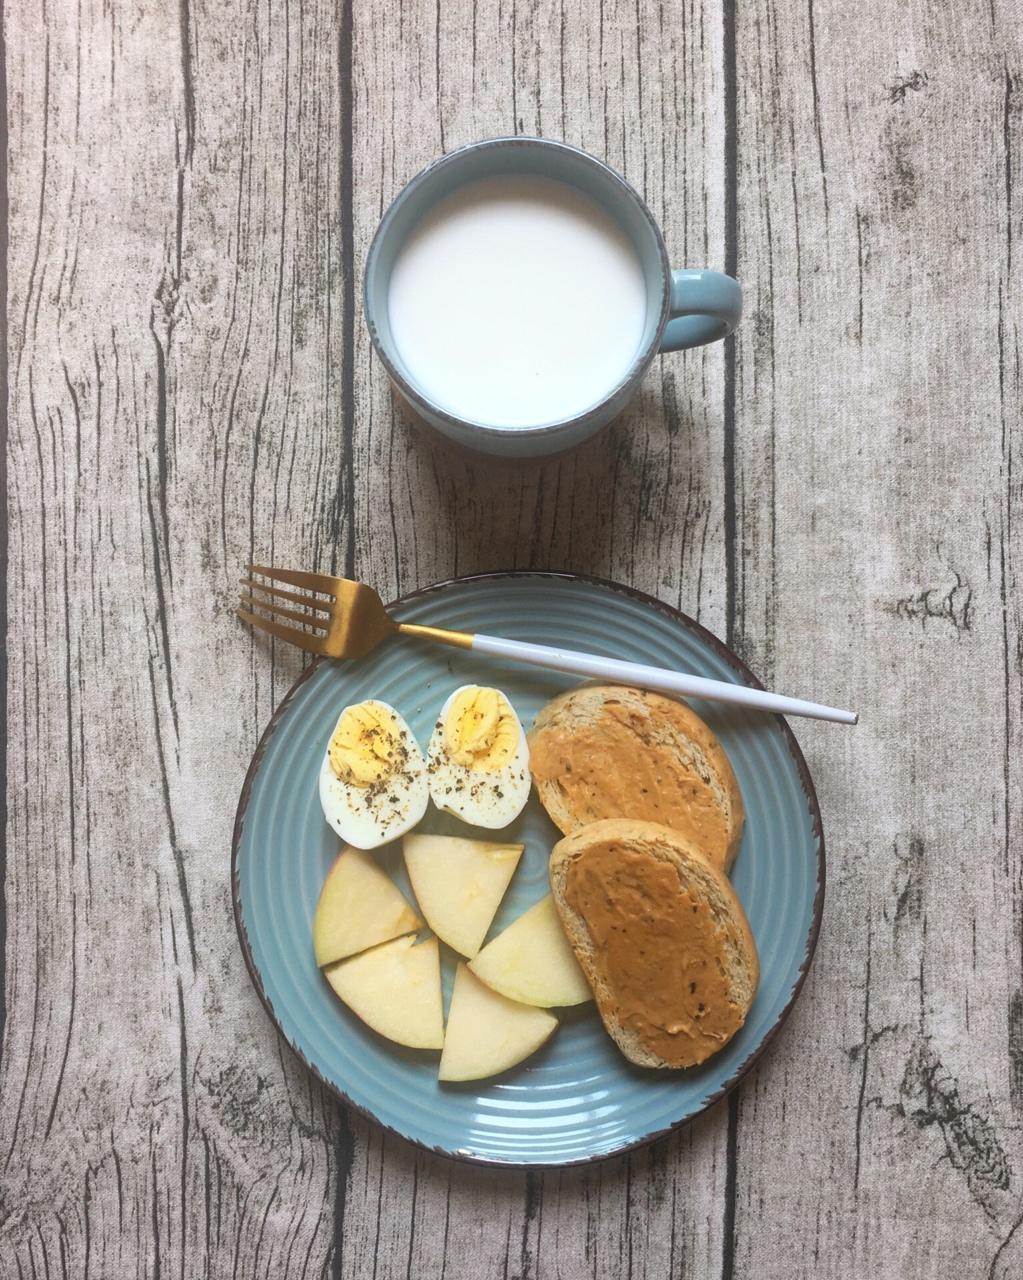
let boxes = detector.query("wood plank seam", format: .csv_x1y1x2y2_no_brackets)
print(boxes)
721,0,739,1276
0,0,9,1079
333,2,358,1275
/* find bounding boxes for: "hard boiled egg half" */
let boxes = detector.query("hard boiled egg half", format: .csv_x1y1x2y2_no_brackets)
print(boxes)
319,700,428,849
427,685,530,828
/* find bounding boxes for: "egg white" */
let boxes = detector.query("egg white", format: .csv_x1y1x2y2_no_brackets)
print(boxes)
319,702,428,849
427,686,531,829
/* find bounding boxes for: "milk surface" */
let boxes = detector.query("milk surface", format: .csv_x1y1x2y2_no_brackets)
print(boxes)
387,176,648,429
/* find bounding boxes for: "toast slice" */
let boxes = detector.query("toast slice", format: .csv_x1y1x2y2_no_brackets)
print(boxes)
550,819,758,1068
528,685,744,872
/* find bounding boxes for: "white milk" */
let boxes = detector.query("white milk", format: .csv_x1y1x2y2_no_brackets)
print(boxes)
387,175,648,429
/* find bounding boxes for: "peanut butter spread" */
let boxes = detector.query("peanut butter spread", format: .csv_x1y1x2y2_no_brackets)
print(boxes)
530,700,732,867
563,843,744,1067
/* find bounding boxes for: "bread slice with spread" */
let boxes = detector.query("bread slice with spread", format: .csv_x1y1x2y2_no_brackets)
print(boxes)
550,819,758,1069
528,685,744,872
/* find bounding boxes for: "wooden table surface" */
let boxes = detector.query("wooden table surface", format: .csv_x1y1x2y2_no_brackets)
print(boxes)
3,0,1022,1276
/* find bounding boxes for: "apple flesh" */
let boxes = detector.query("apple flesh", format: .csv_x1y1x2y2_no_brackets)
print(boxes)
324,934,444,1050
469,894,592,1008
438,963,557,1082
403,833,523,959
313,845,422,967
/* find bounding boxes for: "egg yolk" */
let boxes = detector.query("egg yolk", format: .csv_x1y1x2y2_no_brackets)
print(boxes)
442,686,519,771
329,703,402,786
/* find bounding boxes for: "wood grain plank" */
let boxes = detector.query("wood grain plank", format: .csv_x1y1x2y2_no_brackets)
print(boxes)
349,0,728,622
11,0,1021,1275
728,1,1023,1275
340,0,732,1276
1,0,345,1274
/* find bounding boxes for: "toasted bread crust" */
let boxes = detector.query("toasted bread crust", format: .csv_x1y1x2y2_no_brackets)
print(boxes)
528,686,744,872
550,819,759,1069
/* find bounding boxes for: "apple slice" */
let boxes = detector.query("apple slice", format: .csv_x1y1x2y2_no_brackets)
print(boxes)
438,963,557,1082
469,894,592,1007
324,934,444,1049
403,834,523,959
313,845,422,967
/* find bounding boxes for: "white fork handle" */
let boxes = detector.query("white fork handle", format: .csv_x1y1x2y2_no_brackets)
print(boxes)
470,633,858,725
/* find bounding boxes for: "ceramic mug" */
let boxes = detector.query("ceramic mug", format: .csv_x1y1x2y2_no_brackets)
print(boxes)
364,137,742,459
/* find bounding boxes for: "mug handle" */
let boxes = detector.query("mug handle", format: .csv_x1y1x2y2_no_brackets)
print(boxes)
658,268,742,353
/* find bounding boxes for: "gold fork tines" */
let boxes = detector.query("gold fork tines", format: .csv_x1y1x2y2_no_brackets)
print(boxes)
236,607,328,655
246,564,341,596
238,564,338,656
238,564,409,659
239,580,334,614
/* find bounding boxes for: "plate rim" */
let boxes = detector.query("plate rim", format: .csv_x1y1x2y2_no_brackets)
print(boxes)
231,570,826,1168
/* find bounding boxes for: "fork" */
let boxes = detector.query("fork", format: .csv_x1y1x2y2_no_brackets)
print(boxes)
237,565,858,725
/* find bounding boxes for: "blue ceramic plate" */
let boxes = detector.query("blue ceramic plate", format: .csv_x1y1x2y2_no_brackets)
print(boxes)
233,573,824,1167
